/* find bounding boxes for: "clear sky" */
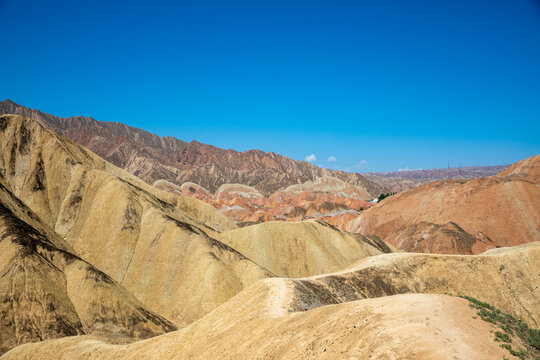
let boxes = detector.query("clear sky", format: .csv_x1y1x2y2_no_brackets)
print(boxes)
1,0,539,172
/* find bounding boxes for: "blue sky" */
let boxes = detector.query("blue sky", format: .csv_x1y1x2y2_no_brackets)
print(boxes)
0,0,539,172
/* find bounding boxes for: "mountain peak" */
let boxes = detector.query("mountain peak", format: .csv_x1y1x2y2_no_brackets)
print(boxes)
1,99,19,106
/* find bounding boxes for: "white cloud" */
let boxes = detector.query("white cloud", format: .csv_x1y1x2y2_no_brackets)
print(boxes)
305,154,317,163
353,160,368,169
327,156,337,162
397,166,422,172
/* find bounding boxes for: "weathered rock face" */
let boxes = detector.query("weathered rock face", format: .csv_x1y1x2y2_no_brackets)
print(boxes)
383,221,496,255
0,100,387,197
0,114,272,328
348,155,540,253
3,243,538,360
218,220,393,278
0,176,176,355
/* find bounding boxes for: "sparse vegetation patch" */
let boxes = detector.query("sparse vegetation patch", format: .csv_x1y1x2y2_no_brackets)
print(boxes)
458,295,540,359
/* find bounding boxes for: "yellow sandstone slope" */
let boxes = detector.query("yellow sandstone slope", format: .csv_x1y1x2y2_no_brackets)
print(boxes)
3,242,538,359
0,175,176,355
218,220,393,277
0,114,272,327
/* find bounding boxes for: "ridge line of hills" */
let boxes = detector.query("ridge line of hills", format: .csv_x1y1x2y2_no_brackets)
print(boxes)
0,99,512,195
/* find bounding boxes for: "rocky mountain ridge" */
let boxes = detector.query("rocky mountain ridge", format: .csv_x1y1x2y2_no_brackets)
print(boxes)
0,99,386,197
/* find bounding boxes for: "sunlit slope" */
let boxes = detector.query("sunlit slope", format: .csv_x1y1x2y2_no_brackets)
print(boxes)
219,220,393,277
3,242,537,359
0,114,272,327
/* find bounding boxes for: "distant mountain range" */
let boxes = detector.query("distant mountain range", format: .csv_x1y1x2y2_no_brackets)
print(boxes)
0,99,509,197
363,165,509,192
0,99,386,198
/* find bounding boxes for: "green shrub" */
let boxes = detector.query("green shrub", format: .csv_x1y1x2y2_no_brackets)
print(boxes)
377,192,396,202
495,331,511,343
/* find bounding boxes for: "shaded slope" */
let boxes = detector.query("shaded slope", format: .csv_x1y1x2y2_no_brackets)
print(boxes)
0,176,176,355
0,99,387,197
348,155,540,253
218,220,393,278
4,242,538,359
0,114,272,327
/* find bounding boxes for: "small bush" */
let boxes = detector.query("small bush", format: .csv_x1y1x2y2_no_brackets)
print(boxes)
495,331,511,343
526,328,540,350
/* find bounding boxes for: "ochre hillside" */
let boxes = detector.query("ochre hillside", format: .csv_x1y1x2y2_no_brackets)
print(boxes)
382,221,495,254
347,155,540,254
0,176,176,355
498,154,540,183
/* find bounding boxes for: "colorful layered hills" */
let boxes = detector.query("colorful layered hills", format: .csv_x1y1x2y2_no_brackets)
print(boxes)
348,154,540,254
0,105,538,359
